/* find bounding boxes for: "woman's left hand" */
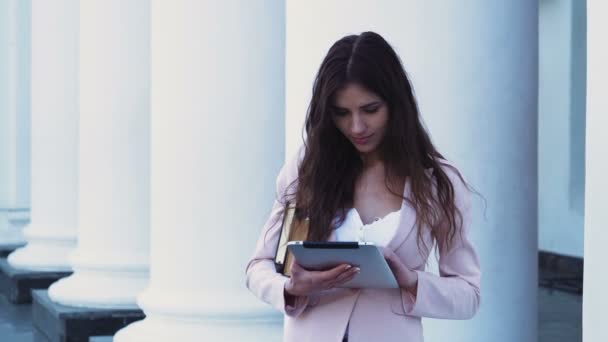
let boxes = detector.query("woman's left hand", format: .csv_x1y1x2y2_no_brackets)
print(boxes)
379,246,418,293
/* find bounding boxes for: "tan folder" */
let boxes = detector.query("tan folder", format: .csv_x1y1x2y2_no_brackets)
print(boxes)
274,202,309,277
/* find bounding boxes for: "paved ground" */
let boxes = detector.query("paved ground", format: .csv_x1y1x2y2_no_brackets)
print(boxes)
0,286,581,342
0,292,33,341
539,286,582,342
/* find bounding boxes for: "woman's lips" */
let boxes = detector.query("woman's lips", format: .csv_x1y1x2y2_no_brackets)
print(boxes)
352,134,373,145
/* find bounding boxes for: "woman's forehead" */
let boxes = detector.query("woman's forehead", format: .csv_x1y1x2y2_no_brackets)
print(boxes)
333,83,381,107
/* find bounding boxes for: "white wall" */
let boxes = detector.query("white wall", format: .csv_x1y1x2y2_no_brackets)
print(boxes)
538,0,586,257
583,1,608,340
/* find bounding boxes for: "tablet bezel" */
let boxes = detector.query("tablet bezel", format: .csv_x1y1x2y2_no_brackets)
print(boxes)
286,241,399,289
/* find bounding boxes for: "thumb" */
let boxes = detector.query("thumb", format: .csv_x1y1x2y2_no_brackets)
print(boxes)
290,260,301,272
378,246,390,258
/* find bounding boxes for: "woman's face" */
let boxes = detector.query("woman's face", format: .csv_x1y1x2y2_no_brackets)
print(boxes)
331,83,389,156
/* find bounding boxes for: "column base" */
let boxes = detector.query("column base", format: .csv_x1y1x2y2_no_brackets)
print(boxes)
0,242,26,257
48,269,147,309
114,287,283,342
0,211,27,246
7,208,31,231
32,289,144,342
0,231,26,246
7,225,76,272
0,257,71,303
114,315,283,342
8,241,73,272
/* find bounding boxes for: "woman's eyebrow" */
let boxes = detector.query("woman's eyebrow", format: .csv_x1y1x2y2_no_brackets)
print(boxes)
332,101,381,110
360,101,381,108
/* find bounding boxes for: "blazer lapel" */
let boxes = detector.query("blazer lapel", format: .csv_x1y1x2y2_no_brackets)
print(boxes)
329,167,433,251
386,167,434,251
386,180,416,251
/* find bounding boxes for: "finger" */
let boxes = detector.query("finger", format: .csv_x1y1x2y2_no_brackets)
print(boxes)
290,261,299,271
292,261,315,272
335,270,359,286
324,266,359,287
333,267,360,284
318,264,352,282
291,261,304,272
381,247,398,262
384,255,396,267
321,281,335,290
290,262,303,277
378,246,387,257
328,268,360,288
317,265,352,289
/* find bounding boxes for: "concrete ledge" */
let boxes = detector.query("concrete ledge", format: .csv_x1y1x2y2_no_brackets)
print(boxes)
0,257,71,304
32,290,144,342
539,251,583,294
0,243,26,257
89,337,113,342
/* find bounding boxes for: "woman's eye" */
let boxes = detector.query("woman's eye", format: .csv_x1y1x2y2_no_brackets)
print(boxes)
334,110,349,117
364,107,379,114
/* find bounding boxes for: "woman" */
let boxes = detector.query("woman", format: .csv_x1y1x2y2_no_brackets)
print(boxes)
246,31,481,342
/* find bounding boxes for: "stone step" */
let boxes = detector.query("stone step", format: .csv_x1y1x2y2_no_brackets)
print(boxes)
32,290,144,342
0,257,72,304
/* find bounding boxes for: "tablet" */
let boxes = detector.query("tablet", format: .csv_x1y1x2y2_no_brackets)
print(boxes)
287,241,399,289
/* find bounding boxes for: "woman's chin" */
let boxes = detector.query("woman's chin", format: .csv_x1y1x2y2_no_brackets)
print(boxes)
352,144,378,155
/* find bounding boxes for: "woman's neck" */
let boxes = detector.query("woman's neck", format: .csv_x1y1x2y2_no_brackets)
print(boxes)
360,150,383,169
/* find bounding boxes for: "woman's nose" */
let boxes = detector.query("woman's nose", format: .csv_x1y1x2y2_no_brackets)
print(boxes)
350,114,366,135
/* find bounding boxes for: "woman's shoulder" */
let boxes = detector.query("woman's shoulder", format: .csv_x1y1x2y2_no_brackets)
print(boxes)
275,145,306,199
432,157,464,177
431,157,472,207
431,158,470,192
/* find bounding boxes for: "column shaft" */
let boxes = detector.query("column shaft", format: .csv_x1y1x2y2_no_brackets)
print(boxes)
7,0,78,271
48,0,150,308
583,1,608,341
0,0,30,246
115,1,285,340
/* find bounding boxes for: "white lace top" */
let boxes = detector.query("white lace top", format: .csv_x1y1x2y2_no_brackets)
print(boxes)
334,207,401,246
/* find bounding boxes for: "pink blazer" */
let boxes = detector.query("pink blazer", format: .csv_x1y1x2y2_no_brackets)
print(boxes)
246,149,481,342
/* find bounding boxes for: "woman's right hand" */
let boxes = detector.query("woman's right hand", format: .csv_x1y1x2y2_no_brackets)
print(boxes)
284,261,360,297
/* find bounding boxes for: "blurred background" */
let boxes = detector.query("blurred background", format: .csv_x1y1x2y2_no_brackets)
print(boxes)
0,1,604,342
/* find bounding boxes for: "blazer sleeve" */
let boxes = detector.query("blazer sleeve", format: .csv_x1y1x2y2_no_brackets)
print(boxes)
400,164,481,319
245,147,310,317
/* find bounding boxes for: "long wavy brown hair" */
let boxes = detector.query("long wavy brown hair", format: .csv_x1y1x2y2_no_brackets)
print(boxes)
283,31,472,257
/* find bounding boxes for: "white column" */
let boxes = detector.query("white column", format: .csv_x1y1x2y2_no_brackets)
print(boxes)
538,0,585,257
114,1,284,340
583,2,608,342
7,0,32,238
47,0,150,308
0,0,29,247
7,0,78,271
286,1,538,342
